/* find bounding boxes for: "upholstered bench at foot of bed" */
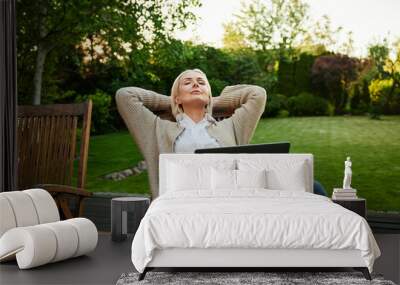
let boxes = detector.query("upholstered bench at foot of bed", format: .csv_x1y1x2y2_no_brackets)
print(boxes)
0,218,98,269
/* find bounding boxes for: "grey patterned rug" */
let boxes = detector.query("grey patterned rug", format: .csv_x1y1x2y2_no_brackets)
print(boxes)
116,271,396,285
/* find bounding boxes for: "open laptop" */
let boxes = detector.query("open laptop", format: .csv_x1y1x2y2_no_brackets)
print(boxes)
194,142,290,154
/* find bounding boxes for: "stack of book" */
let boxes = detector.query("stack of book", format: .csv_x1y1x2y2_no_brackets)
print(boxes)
332,188,357,200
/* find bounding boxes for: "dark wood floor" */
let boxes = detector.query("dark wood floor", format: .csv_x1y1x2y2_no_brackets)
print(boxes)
1,233,399,285
0,233,134,285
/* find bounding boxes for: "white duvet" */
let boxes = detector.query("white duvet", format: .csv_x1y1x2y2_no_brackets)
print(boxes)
131,190,380,273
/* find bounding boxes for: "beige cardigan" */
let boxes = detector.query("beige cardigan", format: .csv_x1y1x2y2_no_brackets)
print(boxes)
116,85,267,198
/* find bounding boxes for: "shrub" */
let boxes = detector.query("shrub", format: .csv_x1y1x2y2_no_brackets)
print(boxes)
327,102,336,116
75,90,113,134
209,78,229,97
368,78,400,116
368,103,382,120
369,78,393,103
287,92,329,116
277,109,289,118
311,54,360,114
277,52,316,97
263,93,288,117
349,80,370,115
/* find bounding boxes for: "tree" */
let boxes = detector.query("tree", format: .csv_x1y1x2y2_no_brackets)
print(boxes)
302,15,341,51
382,40,400,98
17,0,201,105
368,40,390,77
229,0,309,59
339,31,355,56
301,15,354,55
222,21,247,50
348,59,374,114
277,52,316,97
367,39,400,114
369,79,394,104
311,54,359,114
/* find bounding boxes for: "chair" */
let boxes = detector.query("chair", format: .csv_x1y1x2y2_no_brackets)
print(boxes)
0,188,98,269
17,101,93,219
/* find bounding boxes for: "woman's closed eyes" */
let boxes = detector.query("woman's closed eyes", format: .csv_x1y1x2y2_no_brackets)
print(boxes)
183,78,206,85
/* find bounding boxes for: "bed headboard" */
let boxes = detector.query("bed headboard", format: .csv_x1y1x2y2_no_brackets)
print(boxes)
159,153,314,196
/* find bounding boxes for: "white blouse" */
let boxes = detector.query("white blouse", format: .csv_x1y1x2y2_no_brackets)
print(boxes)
174,113,220,153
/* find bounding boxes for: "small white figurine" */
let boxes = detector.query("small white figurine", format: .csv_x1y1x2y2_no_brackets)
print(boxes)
343,156,352,189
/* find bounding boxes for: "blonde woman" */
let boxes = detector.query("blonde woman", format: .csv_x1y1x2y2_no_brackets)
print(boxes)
116,69,267,199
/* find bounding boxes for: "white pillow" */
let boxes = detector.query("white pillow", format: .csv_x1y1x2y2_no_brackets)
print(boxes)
167,159,236,192
168,163,211,191
211,168,236,190
238,159,308,192
266,163,307,191
237,169,267,188
211,169,267,190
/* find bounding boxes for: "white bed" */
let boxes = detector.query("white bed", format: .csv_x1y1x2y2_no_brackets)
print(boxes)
131,154,380,280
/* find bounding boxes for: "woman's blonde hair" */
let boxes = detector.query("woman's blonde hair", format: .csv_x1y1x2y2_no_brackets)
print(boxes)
170,68,213,118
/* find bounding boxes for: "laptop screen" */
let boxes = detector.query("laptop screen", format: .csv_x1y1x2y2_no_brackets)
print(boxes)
194,142,290,154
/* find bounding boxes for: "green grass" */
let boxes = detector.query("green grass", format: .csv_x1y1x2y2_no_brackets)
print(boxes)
85,116,400,212
84,132,149,194
252,116,400,211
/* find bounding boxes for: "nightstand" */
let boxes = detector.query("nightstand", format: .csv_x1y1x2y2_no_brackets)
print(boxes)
111,197,150,242
332,198,366,218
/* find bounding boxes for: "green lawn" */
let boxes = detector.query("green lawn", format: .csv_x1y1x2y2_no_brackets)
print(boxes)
85,116,400,212
84,132,148,194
